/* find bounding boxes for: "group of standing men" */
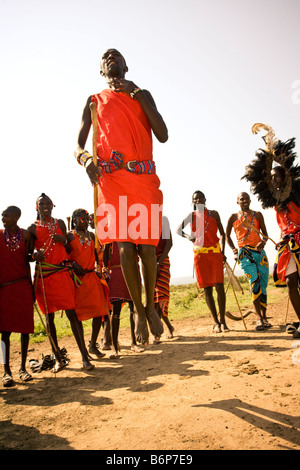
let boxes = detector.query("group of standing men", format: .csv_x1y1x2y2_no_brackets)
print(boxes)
1,50,300,388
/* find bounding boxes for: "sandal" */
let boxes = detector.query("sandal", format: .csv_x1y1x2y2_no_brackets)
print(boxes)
29,359,42,373
286,323,296,334
2,373,14,387
19,370,33,382
213,324,221,333
256,320,265,331
263,320,272,328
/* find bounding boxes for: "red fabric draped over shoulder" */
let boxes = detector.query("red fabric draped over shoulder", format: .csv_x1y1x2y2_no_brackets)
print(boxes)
91,90,163,246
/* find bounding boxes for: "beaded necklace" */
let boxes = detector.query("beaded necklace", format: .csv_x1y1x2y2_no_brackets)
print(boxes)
238,210,255,243
37,218,57,257
74,229,92,247
4,226,22,251
192,208,210,242
283,208,300,231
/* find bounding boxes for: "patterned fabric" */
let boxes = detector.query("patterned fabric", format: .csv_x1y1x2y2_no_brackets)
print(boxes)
34,261,82,286
273,233,300,286
238,246,269,307
154,255,170,316
98,151,156,174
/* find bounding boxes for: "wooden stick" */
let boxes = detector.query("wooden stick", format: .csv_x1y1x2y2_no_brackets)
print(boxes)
67,216,71,231
241,218,277,245
35,262,62,365
90,101,99,249
224,262,247,330
225,260,237,294
284,297,290,324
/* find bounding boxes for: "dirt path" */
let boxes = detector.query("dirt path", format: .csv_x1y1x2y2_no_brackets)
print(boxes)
1,296,300,451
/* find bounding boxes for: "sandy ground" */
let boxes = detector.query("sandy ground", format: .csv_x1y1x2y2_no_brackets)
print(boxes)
1,293,300,452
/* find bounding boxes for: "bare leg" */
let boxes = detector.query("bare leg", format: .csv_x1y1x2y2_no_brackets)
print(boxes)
286,273,300,321
19,333,32,380
129,303,145,352
286,273,300,338
102,315,112,349
215,283,229,331
1,332,14,387
110,301,121,358
118,242,149,344
89,317,105,358
138,244,163,338
65,310,94,370
204,286,221,332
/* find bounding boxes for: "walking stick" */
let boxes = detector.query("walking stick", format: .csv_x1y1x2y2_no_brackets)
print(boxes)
224,262,247,330
34,262,63,367
284,297,290,324
90,101,99,249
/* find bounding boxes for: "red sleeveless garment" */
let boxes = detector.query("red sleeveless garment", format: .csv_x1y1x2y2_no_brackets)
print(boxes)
191,209,224,288
91,89,163,246
69,233,109,321
0,229,34,333
34,220,75,315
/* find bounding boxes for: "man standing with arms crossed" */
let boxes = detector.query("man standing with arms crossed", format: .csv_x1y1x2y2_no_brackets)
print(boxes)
74,49,168,345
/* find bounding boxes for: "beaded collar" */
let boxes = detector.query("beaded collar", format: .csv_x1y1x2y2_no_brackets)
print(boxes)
4,227,22,251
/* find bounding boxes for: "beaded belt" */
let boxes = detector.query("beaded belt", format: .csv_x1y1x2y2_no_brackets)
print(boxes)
97,151,156,174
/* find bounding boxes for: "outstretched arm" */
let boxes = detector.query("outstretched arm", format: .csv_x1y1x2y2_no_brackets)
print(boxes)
226,214,238,260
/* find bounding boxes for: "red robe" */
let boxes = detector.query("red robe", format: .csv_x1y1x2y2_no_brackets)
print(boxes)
0,230,34,333
274,202,300,282
91,89,163,246
191,209,224,288
69,233,109,321
34,220,76,315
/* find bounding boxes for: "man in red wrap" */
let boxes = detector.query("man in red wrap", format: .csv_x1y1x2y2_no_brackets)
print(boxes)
75,49,168,345
0,206,34,387
177,191,228,333
243,123,300,338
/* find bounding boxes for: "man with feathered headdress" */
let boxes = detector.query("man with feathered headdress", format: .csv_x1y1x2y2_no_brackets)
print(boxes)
243,123,300,338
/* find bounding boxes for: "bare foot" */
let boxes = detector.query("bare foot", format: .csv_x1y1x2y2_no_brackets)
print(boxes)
145,309,164,337
166,326,175,339
130,344,145,353
109,350,120,359
213,324,221,333
82,360,94,370
134,312,149,345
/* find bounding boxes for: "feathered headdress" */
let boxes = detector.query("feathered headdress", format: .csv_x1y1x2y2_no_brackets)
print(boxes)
242,123,300,211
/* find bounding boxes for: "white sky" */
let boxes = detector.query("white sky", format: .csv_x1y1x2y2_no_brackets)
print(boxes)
1,0,300,281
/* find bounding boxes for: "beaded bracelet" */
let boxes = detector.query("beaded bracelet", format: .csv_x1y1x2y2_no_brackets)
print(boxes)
233,248,238,255
77,150,93,167
130,87,142,99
